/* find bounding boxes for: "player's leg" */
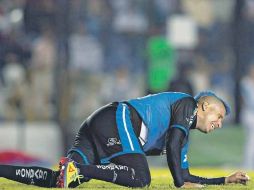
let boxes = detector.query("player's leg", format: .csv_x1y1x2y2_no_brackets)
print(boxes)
57,102,149,188
105,153,151,187
0,117,97,188
0,164,59,187
57,102,148,188
0,123,96,188
58,153,151,188
77,102,149,187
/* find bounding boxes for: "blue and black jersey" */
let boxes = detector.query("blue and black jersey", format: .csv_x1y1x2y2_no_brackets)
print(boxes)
128,92,196,153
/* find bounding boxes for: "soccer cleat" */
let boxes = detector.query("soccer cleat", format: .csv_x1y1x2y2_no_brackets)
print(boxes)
57,157,84,188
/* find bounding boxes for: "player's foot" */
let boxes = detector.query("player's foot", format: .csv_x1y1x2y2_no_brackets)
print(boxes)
57,157,84,188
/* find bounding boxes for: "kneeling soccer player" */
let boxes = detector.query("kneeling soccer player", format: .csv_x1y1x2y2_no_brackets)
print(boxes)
0,91,250,188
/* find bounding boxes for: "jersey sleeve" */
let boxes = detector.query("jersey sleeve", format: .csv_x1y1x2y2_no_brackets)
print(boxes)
180,141,189,169
170,97,197,136
182,168,225,185
166,127,186,187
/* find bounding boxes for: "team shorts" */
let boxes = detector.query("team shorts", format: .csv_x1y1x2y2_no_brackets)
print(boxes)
68,102,144,165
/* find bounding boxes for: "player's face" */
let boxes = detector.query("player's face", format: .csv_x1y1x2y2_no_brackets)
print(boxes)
197,103,226,133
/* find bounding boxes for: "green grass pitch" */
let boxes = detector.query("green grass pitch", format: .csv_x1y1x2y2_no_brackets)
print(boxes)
0,167,253,189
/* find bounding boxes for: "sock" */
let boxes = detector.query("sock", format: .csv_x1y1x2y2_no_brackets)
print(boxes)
77,163,147,188
0,165,59,187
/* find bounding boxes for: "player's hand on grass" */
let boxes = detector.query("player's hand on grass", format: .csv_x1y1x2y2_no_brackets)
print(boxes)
225,171,250,185
181,182,204,188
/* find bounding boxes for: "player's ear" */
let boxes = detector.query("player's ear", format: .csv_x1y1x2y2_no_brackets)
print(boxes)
202,101,209,111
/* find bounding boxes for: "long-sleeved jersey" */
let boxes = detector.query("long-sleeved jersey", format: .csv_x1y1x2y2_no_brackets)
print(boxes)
128,92,194,152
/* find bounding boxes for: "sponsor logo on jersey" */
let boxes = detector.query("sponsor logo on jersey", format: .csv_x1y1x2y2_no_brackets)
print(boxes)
106,137,121,147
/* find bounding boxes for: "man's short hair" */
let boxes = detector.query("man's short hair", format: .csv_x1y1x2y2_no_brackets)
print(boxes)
194,91,231,115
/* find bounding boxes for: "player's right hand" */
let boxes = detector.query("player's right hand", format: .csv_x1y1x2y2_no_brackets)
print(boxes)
225,171,250,185
180,182,205,188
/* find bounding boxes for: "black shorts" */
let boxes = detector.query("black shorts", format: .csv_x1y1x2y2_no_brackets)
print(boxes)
68,102,144,165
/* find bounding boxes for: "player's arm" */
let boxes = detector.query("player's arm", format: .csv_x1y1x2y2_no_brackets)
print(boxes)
166,127,250,187
182,168,225,185
167,129,210,188
181,165,250,185
166,97,198,187
166,127,186,187
166,128,206,188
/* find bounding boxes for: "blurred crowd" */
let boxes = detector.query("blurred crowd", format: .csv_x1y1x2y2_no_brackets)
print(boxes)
0,0,252,125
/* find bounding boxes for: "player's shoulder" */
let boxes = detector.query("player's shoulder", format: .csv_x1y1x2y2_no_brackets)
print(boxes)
176,96,197,108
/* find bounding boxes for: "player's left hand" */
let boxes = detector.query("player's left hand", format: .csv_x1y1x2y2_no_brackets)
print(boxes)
225,171,250,185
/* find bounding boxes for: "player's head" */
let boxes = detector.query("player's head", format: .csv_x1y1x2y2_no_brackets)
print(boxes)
194,91,230,133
